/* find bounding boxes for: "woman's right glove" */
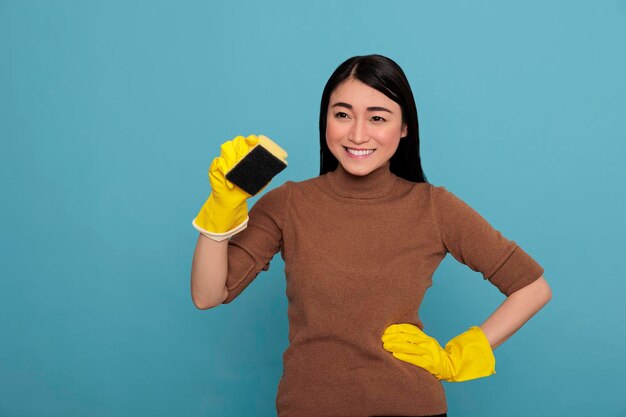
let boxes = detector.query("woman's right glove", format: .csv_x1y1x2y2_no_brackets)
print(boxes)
192,135,261,241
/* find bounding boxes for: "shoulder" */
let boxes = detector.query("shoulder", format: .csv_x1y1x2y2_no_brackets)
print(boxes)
282,173,329,197
427,184,496,231
253,174,324,205
425,183,465,205
403,182,478,220
250,180,291,211
290,173,326,188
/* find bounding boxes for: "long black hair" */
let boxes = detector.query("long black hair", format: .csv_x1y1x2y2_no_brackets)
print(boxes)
319,54,427,183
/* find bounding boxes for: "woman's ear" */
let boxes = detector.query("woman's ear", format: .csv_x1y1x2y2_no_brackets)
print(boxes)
401,123,408,138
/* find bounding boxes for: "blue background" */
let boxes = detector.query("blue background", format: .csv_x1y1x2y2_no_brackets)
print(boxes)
1,1,625,416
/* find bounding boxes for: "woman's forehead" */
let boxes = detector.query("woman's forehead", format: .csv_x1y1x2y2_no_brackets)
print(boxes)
330,78,399,110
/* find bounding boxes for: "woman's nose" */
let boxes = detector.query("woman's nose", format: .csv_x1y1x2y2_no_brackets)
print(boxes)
349,120,369,144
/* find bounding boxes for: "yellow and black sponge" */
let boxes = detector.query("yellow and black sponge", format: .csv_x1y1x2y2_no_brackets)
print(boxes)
225,135,288,196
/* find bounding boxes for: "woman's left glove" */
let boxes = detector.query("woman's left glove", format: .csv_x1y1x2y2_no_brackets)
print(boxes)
381,323,496,382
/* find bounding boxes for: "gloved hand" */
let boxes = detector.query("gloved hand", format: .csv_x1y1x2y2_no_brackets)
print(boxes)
382,323,496,382
192,135,261,241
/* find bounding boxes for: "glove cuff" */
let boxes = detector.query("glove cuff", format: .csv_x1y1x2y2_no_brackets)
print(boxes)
469,325,496,376
192,216,248,241
443,326,496,382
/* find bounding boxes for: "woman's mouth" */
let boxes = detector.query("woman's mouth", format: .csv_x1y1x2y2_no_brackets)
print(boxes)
344,146,375,158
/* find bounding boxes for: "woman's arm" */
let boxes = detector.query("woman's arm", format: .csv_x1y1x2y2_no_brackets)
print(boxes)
479,275,552,350
190,234,229,309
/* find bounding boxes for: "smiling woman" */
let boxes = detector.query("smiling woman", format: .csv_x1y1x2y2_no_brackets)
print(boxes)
190,54,550,417
318,55,425,183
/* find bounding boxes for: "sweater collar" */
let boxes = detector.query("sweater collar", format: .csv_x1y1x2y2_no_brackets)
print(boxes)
325,162,398,199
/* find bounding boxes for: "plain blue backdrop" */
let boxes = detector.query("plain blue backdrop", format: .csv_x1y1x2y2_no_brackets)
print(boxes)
1,1,625,416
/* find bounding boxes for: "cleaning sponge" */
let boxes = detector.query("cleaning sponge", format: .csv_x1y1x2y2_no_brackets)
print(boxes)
225,135,288,196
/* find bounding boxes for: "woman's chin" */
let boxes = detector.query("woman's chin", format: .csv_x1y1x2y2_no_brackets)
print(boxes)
340,162,376,177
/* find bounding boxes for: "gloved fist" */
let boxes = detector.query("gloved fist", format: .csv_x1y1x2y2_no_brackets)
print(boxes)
382,323,496,382
192,135,261,240
209,134,261,196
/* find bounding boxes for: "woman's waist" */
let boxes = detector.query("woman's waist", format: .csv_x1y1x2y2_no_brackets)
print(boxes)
280,334,442,389
277,342,447,417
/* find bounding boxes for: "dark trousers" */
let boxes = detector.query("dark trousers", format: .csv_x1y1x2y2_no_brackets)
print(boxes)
372,414,447,417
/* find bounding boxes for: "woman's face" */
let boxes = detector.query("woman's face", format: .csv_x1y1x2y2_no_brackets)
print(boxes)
326,78,407,176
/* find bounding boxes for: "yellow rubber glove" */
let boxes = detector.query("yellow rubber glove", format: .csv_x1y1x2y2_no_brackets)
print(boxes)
382,323,496,382
192,135,261,241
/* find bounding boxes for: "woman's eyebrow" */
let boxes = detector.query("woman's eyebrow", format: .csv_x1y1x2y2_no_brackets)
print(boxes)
331,102,394,114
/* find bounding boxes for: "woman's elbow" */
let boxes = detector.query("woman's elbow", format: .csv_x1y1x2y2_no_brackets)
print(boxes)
540,275,553,301
192,289,229,310
511,274,552,303
532,274,553,304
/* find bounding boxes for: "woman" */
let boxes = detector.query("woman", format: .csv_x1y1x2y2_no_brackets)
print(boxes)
191,54,552,417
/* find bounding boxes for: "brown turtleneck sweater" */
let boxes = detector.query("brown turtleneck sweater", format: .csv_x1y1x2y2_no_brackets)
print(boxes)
224,162,544,417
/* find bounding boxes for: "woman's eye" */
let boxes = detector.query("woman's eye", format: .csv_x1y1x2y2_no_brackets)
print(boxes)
335,112,348,119
372,116,386,122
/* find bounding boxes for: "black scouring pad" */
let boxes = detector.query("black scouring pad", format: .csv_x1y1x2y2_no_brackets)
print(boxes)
225,135,288,196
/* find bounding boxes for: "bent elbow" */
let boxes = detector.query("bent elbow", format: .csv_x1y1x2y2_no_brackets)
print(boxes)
192,299,213,310
192,289,229,310
546,287,552,303
510,274,552,303
540,276,553,302
536,277,553,306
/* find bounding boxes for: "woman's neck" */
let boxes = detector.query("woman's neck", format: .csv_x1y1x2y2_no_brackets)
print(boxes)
325,162,397,199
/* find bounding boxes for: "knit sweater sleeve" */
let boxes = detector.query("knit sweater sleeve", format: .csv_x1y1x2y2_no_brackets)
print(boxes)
431,185,544,296
221,182,289,304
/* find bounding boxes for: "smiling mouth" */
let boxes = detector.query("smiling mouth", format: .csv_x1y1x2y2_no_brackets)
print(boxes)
344,146,376,156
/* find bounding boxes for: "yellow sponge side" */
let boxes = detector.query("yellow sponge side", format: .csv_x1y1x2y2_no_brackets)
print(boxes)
257,135,288,165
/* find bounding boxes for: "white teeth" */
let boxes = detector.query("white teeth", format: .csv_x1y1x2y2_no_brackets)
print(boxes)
346,147,375,156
